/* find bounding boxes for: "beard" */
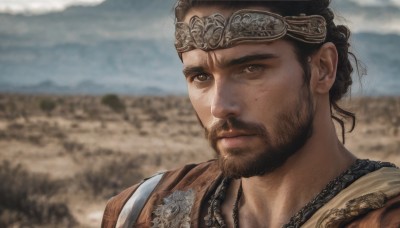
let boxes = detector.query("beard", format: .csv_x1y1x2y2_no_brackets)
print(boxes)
205,87,314,179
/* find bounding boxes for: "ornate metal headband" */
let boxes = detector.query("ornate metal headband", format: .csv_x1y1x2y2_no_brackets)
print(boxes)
175,9,327,54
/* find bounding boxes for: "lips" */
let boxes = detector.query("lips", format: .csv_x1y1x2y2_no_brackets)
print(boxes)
216,130,257,139
216,131,259,149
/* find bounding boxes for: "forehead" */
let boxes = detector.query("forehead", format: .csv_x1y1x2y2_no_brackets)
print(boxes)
181,41,295,69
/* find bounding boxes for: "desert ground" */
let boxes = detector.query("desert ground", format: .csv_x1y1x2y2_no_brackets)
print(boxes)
0,93,399,227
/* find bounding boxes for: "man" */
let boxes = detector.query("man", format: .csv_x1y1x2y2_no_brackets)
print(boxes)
102,0,400,227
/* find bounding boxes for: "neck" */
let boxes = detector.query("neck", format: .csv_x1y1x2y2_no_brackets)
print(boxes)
222,107,356,227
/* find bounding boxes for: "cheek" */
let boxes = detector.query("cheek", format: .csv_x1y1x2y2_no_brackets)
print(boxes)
250,76,302,123
188,89,212,126
257,66,304,101
251,78,287,106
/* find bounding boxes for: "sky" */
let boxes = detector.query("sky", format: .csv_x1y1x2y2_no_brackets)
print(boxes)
331,0,400,35
349,0,400,7
0,0,106,14
0,0,399,14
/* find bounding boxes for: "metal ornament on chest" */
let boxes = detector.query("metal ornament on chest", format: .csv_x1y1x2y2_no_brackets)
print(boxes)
152,189,196,228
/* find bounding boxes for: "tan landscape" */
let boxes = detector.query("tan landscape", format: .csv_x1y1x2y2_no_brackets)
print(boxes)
0,93,399,227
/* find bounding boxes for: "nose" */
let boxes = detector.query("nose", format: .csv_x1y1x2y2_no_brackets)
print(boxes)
211,80,241,119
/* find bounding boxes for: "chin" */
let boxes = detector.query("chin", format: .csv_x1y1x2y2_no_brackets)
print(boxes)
217,146,283,179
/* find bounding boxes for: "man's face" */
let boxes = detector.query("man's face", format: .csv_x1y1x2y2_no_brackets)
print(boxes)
181,7,315,178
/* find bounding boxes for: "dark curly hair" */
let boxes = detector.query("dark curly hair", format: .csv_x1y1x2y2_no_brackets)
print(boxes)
175,0,363,143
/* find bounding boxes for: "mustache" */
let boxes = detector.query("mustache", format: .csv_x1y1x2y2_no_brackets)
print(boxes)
205,117,267,147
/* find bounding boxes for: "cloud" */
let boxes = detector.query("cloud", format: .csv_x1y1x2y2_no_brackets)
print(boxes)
349,0,400,7
0,0,105,15
332,0,400,35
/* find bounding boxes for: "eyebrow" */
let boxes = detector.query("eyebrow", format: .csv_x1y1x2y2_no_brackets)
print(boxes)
182,66,206,78
182,53,279,77
223,53,279,68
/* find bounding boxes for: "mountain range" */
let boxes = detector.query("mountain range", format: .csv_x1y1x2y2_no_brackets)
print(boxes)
0,0,399,95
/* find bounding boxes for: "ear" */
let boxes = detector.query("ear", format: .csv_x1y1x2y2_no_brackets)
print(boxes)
309,42,338,95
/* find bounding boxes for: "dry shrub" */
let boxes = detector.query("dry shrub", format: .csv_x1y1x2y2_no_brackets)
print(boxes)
7,122,24,130
38,122,66,140
78,154,147,198
144,107,168,123
101,94,126,113
0,99,17,120
26,134,43,145
2,121,66,146
130,115,142,129
0,161,76,227
0,129,43,146
62,140,85,153
39,98,57,115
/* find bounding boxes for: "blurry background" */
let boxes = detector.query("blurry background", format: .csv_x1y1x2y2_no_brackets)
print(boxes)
0,0,399,95
0,0,399,227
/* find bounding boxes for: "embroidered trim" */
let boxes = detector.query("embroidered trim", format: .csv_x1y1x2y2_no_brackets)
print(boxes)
205,178,231,227
152,189,195,228
316,192,387,227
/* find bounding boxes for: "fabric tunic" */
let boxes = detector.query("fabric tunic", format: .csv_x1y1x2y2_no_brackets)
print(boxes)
101,160,400,228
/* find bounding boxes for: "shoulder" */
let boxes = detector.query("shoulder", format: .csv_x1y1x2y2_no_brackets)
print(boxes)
346,166,400,226
345,194,400,227
101,184,140,228
306,165,400,227
101,159,219,227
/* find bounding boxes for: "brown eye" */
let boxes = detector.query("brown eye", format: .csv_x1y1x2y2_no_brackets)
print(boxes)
243,65,264,73
194,74,211,82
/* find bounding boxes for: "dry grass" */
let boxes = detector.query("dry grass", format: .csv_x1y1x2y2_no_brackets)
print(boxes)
0,93,399,227
0,160,76,227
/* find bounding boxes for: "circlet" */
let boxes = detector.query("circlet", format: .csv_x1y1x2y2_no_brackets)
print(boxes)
175,9,327,53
